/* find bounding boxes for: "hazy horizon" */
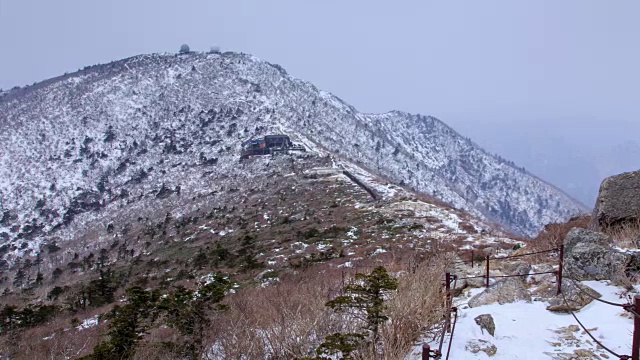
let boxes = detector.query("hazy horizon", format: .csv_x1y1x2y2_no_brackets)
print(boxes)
1,0,638,206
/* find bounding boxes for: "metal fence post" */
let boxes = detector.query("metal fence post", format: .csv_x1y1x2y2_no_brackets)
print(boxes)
422,343,431,360
445,272,451,332
471,251,474,268
485,255,490,288
633,295,640,360
556,245,564,295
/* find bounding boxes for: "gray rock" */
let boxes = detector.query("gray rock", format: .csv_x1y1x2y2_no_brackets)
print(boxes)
593,170,640,230
544,349,601,360
288,211,306,222
465,276,487,288
622,251,640,279
468,278,531,307
563,228,640,282
502,261,531,279
450,258,487,289
546,279,601,312
563,227,610,256
483,246,497,255
465,339,497,356
474,314,496,336
563,228,616,281
451,278,467,297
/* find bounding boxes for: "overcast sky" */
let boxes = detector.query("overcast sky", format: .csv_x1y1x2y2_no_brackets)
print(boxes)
1,0,639,205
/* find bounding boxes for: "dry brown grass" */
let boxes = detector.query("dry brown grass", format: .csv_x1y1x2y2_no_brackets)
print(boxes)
134,328,185,360
527,215,591,254
202,253,448,360
458,222,477,234
0,302,113,360
611,265,636,291
1,252,450,359
0,315,104,360
205,268,348,359
378,255,447,360
601,218,640,249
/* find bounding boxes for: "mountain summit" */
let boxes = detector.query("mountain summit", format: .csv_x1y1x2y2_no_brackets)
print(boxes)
0,51,585,257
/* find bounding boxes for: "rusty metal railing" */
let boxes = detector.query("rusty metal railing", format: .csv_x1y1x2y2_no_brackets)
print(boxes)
425,246,639,360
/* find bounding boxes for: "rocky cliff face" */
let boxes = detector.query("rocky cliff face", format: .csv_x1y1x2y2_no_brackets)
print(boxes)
0,51,586,261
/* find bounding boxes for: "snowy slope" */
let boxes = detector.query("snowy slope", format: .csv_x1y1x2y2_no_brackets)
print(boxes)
411,281,636,359
0,51,586,257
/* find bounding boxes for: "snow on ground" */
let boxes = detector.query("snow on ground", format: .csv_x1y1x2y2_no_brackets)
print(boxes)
388,200,465,233
76,316,99,331
336,160,402,199
338,261,354,268
371,247,388,255
346,226,358,239
277,122,327,157
0,51,586,267
409,281,636,359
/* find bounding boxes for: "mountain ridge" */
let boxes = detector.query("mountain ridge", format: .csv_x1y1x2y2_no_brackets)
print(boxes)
0,51,586,260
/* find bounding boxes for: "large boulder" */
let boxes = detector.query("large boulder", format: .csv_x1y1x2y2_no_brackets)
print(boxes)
564,228,640,285
563,227,609,255
564,228,615,280
468,278,531,307
563,227,638,281
449,259,496,289
545,279,601,312
593,170,640,231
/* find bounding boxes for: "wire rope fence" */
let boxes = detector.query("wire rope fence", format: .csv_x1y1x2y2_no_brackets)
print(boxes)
421,245,639,360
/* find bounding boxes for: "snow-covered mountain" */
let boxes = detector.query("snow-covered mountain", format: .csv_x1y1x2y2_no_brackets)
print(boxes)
0,51,586,257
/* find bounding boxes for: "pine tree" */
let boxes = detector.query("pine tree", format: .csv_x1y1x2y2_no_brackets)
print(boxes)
159,274,231,358
52,267,63,281
92,269,116,305
97,248,109,270
88,286,159,359
83,252,95,271
316,333,365,360
319,266,398,358
86,277,230,359
34,252,43,273
0,305,17,332
13,269,25,288
192,249,208,269
34,271,44,286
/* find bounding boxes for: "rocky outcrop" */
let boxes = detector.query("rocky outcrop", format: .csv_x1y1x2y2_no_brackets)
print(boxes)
564,228,612,280
468,278,531,307
563,228,633,281
593,170,640,230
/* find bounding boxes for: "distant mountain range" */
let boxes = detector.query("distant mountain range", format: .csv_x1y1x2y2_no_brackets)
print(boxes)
467,125,640,206
0,51,587,259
